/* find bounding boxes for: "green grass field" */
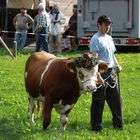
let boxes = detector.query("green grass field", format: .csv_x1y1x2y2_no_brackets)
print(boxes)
0,48,140,140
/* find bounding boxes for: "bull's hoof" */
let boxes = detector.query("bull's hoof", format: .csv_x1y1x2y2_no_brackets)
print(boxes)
60,125,66,132
29,118,34,123
43,126,46,129
43,124,48,130
42,126,47,130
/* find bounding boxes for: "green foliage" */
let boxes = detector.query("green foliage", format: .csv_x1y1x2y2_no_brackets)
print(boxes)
0,48,140,140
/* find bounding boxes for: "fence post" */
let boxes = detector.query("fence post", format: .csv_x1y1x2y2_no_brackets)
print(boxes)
13,41,17,58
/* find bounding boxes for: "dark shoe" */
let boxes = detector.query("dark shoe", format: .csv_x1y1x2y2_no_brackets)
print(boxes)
114,126,123,131
91,125,102,132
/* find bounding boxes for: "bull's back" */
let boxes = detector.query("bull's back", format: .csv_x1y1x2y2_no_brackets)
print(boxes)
25,53,80,102
25,51,56,72
25,52,56,97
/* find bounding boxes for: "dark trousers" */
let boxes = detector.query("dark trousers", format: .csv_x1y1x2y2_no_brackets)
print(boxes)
35,28,48,52
90,68,123,131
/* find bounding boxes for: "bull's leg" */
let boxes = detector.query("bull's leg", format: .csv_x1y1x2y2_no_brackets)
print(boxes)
59,109,71,131
28,95,35,123
42,97,53,130
60,114,68,131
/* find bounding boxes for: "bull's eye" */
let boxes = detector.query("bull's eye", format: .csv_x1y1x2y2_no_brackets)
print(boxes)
78,70,84,80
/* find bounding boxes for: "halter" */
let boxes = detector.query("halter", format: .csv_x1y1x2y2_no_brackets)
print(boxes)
81,77,97,84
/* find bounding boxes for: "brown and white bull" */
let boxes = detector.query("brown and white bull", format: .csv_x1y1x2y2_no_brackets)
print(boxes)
24,51,108,131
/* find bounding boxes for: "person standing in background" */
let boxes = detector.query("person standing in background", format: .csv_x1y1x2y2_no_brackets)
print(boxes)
34,3,50,52
13,7,33,51
45,1,53,53
49,4,65,54
45,1,51,13
67,4,78,52
89,15,123,132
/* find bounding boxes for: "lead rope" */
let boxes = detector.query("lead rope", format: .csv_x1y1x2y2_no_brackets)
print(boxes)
93,68,118,92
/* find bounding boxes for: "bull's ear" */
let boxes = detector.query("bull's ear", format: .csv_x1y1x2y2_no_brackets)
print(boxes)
65,58,76,73
98,60,109,73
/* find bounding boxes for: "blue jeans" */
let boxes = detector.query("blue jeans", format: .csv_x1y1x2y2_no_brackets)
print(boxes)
35,28,48,52
14,29,27,51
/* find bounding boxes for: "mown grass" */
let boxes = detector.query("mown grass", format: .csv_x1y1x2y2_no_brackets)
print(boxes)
0,48,140,140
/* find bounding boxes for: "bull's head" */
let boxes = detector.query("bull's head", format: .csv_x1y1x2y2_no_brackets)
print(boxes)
66,53,108,92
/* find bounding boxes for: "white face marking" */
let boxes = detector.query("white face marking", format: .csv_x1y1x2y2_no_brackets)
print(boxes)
53,100,74,114
77,65,98,92
40,58,57,86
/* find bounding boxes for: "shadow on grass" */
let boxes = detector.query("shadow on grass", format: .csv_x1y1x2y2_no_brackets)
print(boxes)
0,116,43,140
1,113,138,139
0,115,93,139
0,117,24,139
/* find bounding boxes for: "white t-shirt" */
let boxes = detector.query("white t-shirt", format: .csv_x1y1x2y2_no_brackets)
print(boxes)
89,32,116,68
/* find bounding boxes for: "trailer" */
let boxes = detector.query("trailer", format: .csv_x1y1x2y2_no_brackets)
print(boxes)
77,0,140,50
